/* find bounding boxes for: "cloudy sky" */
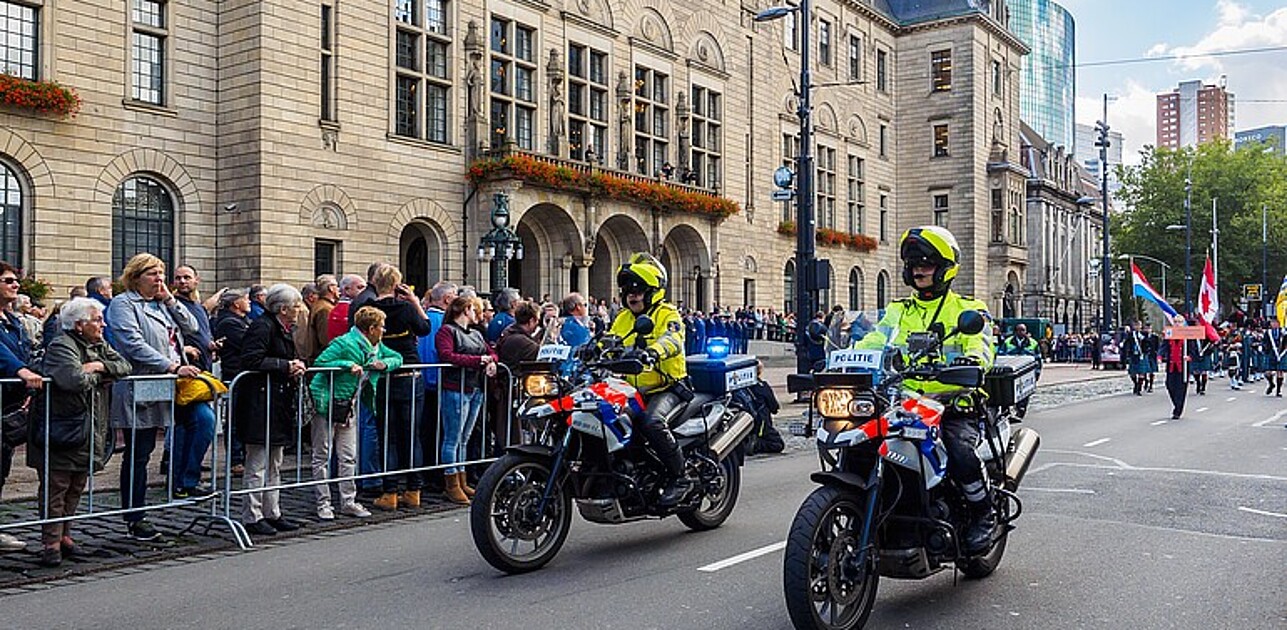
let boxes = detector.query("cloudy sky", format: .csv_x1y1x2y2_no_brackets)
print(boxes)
1062,0,1287,163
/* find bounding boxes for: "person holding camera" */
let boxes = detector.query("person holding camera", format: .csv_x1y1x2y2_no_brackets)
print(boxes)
367,264,430,510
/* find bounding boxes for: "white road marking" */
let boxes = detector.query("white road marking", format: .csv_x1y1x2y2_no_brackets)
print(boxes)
1150,420,1169,426
1226,396,1238,402
1035,461,1287,483
1194,407,1209,413
1253,409,1287,428
1237,506,1287,519
1082,438,1111,448
1024,487,1096,495
697,541,786,572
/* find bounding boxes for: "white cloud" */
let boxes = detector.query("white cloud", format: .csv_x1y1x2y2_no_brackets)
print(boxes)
1076,81,1160,165
1089,1,1287,159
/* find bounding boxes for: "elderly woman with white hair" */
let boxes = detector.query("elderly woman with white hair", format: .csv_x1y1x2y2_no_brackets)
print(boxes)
236,284,308,537
26,298,131,566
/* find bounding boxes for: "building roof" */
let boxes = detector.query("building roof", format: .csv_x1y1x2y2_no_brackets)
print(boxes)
875,0,989,26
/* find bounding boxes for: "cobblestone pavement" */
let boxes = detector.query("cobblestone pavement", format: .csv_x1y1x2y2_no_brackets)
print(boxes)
0,463,464,588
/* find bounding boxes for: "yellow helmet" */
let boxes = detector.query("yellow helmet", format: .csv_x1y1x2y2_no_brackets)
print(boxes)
899,225,960,299
617,252,668,306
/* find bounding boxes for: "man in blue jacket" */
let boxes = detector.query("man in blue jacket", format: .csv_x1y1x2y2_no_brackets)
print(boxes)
417,281,457,493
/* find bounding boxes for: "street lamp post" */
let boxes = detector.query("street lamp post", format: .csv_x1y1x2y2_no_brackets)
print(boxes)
1095,95,1112,334
1184,168,1193,314
1263,203,1269,318
476,191,524,296
756,2,817,375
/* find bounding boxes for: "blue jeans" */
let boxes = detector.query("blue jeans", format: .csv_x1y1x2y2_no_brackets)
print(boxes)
173,402,215,489
120,427,159,523
357,405,381,492
440,389,483,475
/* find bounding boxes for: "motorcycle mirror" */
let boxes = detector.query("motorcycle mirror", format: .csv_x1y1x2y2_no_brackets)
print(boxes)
956,310,986,336
887,348,907,372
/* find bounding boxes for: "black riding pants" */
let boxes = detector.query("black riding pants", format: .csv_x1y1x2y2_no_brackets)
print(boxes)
939,405,988,505
638,389,686,477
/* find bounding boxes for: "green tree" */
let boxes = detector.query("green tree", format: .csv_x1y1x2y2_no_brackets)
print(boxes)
1114,139,1287,318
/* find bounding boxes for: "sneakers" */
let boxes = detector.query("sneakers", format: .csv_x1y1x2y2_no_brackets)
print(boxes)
0,532,26,552
339,503,372,518
127,520,164,542
317,505,336,521
245,520,277,536
172,485,216,500
266,517,300,532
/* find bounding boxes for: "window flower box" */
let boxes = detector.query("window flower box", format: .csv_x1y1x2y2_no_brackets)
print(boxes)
0,75,81,119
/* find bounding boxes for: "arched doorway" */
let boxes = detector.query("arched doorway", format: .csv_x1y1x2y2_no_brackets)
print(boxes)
589,214,650,303
660,224,711,312
399,220,446,297
514,203,581,302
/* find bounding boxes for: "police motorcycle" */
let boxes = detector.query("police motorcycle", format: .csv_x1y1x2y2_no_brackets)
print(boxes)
469,315,758,574
781,310,1041,630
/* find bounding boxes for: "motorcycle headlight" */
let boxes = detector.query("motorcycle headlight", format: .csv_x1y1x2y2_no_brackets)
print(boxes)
815,388,854,419
522,373,559,398
815,388,876,419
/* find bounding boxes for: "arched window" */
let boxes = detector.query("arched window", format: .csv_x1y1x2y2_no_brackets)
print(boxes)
0,162,24,265
113,175,175,277
876,270,890,310
783,259,795,314
848,266,864,311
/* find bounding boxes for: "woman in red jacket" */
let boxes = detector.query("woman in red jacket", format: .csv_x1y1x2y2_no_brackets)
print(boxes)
434,296,497,504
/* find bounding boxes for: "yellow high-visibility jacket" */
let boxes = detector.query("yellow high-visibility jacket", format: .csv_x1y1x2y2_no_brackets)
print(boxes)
609,302,686,393
856,290,993,394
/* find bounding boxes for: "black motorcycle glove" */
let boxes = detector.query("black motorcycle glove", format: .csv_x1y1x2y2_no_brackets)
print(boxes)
642,348,661,367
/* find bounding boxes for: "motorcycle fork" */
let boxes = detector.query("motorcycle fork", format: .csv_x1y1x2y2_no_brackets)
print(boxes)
536,427,574,518
854,458,884,569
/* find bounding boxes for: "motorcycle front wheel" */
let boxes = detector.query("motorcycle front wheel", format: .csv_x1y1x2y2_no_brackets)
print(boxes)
469,453,573,574
783,485,879,630
677,453,741,531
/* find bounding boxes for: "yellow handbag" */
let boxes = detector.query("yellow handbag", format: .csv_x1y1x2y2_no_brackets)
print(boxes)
175,372,229,406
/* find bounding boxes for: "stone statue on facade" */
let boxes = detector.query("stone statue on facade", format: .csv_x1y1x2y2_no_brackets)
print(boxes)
615,70,633,170
547,49,567,157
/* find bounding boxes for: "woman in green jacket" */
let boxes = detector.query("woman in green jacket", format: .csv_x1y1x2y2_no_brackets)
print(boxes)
27,298,132,566
308,306,402,520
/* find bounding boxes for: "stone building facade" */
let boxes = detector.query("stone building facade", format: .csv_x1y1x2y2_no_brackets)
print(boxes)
0,0,1028,317
1019,121,1104,331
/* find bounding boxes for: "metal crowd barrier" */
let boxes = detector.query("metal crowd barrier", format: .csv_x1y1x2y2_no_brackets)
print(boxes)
221,362,518,549
0,374,238,547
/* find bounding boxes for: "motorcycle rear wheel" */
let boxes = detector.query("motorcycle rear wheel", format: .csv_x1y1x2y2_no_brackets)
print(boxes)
783,486,879,630
677,454,741,531
470,453,572,574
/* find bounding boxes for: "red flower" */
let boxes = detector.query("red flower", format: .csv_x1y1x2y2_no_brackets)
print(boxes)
0,74,81,118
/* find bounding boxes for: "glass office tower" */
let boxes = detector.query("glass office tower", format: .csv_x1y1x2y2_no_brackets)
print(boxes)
1010,0,1076,152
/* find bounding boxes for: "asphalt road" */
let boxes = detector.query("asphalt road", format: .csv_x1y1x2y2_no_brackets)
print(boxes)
2,383,1284,629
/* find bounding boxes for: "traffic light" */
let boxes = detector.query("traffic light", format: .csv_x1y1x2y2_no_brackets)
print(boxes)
1094,121,1110,149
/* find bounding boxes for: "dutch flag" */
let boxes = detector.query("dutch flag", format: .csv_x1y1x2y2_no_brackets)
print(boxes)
1131,261,1179,319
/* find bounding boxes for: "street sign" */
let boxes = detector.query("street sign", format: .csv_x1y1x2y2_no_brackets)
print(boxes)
773,166,795,188
1243,284,1263,301
1163,325,1206,340
771,189,794,201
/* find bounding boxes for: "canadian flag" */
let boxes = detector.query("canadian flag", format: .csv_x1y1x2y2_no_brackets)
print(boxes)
1198,255,1219,324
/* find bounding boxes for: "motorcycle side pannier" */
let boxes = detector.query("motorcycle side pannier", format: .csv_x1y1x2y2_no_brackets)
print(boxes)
686,354,758,395
985,355,1038,407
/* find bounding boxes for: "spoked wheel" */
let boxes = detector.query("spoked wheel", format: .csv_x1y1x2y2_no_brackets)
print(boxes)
469,454,572,574
677,453,741,531
783,486,880,630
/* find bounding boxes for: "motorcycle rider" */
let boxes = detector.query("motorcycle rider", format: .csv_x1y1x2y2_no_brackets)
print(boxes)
999,323,1042,418
855,226,998,554
610,253,693,507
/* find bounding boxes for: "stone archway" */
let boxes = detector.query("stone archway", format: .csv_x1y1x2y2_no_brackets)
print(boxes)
514,203,581,301
399,220,447,297
660,223,711,312
589,214,650,303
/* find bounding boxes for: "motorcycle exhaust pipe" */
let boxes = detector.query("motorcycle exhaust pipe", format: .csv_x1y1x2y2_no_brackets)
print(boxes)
1004,427,1041,488
709,411,755,461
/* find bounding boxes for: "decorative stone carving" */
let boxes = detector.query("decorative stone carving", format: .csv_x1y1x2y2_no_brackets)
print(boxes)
322,128,339,152
464,21,485,121
547,49,566,156
616,70,633,171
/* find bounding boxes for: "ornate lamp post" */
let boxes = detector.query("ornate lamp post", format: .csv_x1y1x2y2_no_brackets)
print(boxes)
477,191,524,295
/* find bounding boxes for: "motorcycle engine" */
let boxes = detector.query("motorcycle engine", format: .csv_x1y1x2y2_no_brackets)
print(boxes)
925,498,954,555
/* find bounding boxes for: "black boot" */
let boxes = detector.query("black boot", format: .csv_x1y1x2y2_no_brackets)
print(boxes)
640,416,693,507
962,501,997,555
